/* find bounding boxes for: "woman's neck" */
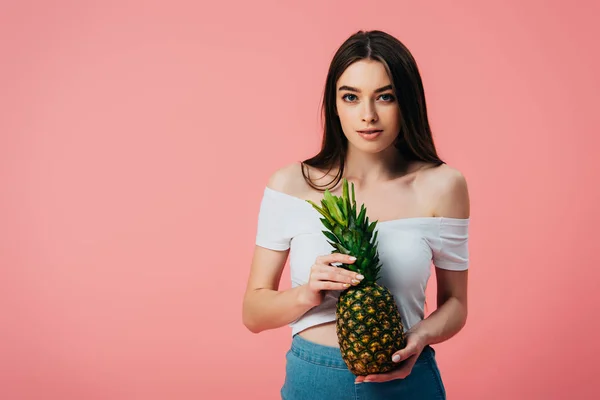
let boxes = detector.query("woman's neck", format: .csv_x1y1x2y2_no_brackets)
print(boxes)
343,145,412,185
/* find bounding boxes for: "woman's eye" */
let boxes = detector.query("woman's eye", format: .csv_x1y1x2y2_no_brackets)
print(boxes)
341,93,395,102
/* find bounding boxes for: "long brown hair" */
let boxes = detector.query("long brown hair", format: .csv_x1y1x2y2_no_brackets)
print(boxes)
301,30,445,190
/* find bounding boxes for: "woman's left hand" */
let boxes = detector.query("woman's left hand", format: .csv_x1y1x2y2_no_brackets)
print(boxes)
355,329,428,383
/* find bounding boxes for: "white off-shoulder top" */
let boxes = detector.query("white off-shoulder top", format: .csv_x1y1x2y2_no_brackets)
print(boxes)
255,186,470,336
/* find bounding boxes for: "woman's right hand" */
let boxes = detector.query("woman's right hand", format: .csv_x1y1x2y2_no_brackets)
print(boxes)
299,253,364,307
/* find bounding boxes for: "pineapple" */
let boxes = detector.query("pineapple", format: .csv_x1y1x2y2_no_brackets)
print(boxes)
306,178,406,376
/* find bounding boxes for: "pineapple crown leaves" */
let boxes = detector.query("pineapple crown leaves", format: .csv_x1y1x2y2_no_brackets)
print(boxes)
306,178,382,283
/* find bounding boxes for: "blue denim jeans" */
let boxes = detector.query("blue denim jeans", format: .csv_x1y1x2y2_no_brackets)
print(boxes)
281,334,446,400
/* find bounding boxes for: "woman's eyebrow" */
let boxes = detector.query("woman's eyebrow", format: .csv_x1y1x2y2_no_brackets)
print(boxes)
338,84,393,93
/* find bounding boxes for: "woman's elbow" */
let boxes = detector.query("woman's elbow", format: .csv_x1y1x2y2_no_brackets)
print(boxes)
243,316,262,334
242,303,263,334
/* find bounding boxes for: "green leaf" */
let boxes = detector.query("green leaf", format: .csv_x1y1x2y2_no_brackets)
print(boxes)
342,179,349,201
306,200,336,226
367,220,377,234
367,245,376,260
359,256,369,271
333,243,351,255
323,230,339,243
321,218,334,232
353,230,360,247
342,230,352,241
337,196,348,220
320,198,329,212
322,190,335,209
308,177,384,282
305,199,322,212
334,226,343,238
323,191,345,226
342,179,350,218
360,238,369,253
357,205,366,227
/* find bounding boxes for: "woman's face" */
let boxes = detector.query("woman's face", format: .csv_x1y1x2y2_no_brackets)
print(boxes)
335,59,401,154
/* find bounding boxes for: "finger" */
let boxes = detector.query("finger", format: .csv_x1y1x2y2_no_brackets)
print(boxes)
318,253,357,265
312,280,351,291
361,355,419,383
311,271,351,285
318,264,364,284
392,342,417,363
313,268,361,285
362,370,398,383
388,355,418,380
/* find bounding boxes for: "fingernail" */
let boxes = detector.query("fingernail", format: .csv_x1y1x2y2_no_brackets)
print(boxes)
392,355,400,363
356,274,364,280
351,279,360,285
343,283,350,287
349,256,357,261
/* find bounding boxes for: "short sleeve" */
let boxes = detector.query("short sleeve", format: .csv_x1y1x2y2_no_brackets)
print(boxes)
255,187,292,251
432,218,470,270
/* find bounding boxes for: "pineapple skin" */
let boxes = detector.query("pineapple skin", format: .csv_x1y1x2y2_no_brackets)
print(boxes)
336,283,407,376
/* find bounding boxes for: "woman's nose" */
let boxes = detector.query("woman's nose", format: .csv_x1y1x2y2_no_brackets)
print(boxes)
361,102,378,123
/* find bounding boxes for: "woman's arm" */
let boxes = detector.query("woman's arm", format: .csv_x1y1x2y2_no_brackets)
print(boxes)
243,246,360,333
242,246,316,333
410,268,468,345
242,164,360,333
411,168,470,345
243,166,316,333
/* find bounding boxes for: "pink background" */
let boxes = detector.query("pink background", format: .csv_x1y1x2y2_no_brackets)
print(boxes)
2,1,599,399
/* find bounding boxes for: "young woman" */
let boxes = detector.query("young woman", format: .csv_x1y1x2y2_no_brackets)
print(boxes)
242,30,470,400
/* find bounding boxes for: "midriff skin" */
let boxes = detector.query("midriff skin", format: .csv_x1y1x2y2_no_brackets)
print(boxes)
298,321,340,347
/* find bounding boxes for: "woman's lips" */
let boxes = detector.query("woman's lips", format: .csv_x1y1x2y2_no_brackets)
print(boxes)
357,130,383,140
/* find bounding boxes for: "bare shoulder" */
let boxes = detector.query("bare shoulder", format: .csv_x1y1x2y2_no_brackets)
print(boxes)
266,161,308,195
420,164,470,219
266,161,335,199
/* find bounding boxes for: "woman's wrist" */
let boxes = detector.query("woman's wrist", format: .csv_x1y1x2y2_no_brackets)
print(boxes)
406,323,432,348
295,284,320,309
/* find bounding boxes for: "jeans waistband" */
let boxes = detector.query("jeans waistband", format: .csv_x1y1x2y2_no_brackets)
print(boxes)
291,334,347,368
290,334,434,369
